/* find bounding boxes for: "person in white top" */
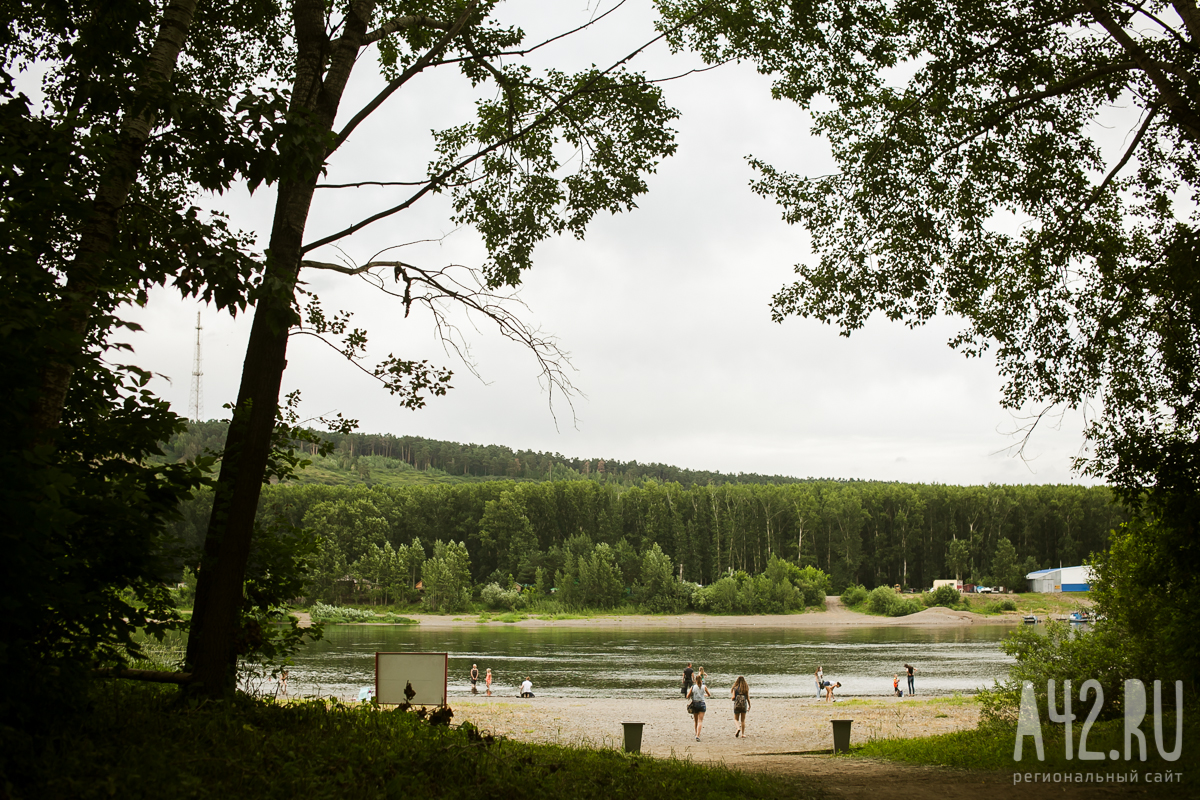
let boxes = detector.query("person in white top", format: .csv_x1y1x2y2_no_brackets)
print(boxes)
520,676,533,698
687,673,713,741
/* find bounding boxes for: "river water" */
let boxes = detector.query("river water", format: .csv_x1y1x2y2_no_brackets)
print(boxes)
264,623,1017,701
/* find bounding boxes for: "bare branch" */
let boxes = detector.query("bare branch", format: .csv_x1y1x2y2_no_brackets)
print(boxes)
304,258,581,427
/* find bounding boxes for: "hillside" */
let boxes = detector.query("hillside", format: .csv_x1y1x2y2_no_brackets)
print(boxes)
159,420,833,489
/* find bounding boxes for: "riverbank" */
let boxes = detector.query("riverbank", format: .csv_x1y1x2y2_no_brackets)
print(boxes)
293,597,1026,630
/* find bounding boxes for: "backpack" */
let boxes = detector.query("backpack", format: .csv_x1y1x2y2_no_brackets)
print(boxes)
733,691,748,713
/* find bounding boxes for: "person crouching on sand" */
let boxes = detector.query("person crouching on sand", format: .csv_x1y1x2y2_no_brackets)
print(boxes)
687,673,712,741
825,681,841,702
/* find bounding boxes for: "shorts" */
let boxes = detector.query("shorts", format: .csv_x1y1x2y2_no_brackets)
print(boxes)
693,700,707,713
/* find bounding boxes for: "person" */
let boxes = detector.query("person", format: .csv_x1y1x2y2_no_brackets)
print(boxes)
279,670,289,697
893,674,902,697
520,676,534,698
485,667,493,697
825,681,842,702
470,664,479,694
687,673,713,741
815,665,824,699
904,663,916,696
730,676,751,738
682,662,693,696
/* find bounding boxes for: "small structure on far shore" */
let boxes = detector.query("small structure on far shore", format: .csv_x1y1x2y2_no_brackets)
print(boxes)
1025,566,1095,593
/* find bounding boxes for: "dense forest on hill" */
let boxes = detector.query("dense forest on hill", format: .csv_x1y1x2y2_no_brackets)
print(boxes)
160,421,832,488
166,420,1125,603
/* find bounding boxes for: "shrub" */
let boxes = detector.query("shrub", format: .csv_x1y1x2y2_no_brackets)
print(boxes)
867,586,898,614
925,585,961,608
480,582,521,611
840,584,868,606
889,598,923,617
310,603,378,623
985,598,1017,613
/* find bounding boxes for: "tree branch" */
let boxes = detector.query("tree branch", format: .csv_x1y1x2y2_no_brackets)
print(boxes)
1084,0,1200,139
303,5,712,254
1170,0,1200,42
330,2,479,155
363,13,450,46
95,667,194,684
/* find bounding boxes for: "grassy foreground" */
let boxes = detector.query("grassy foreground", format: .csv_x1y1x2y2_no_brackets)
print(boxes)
856,717,1195,790
1,682,824,800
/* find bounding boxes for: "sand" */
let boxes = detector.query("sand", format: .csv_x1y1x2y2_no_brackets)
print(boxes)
449,694,980,756
349,596,1026,631
449,696,1153,800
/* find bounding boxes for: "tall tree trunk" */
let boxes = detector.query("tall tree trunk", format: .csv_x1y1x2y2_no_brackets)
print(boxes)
186,0,377,695
32,0,199,442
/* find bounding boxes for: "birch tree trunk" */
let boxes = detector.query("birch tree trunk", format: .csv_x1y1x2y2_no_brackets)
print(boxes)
32,0,199,442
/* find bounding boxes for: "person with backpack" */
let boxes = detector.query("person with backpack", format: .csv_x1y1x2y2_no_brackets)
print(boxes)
730,676,751,738
686,672,712,741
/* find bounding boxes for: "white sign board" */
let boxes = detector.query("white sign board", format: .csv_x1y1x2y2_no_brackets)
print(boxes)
375,652,448,706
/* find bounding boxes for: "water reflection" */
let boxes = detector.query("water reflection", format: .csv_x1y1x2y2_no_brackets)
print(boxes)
274,624,1016,702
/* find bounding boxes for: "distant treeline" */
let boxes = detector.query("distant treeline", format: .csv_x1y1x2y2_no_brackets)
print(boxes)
170,477,1126,596
159,421,839,488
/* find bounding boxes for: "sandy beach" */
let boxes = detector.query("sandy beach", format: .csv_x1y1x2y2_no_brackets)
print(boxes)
450,696,1150,800
343,596,1029,630
450,694,980,756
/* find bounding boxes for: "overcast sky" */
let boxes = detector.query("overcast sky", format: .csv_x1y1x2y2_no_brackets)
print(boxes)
123,1,1096,485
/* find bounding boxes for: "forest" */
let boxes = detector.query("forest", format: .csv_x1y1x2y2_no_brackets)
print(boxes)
164,423,1126,607
160,420,829,487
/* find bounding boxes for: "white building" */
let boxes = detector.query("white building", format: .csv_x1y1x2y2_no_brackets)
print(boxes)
1025,565,1096,593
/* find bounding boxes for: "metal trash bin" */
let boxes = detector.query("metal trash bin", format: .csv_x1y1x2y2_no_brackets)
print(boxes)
622,721,646,753
830,719,853,753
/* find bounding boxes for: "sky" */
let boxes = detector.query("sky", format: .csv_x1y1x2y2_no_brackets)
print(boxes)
123,1,1097,485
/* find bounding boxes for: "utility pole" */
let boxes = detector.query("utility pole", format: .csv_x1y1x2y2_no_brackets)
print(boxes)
189,311,203,422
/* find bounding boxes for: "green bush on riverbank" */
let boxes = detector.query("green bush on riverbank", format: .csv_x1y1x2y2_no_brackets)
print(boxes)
1,682,819,800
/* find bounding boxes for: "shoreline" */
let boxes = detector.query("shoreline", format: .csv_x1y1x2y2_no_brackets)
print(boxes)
295,597,1026,630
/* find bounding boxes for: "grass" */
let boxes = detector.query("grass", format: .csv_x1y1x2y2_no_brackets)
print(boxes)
0,682,824,800
855,716,1195,789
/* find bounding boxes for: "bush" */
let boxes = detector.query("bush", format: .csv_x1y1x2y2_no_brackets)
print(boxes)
840,584,868,606
867,586,898,614
925,585,961,608
309,603,378,623
985,598,1017,613
480,582,521,611
889,598,923,617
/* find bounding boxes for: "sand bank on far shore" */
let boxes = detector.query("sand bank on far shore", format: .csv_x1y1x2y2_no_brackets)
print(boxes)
343,597,1024,631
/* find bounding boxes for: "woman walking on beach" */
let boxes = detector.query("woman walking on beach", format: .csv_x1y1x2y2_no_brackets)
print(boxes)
687,673,712,741
904,663,916,696
815,665,823,699
730,676,750,738
485,667,493,697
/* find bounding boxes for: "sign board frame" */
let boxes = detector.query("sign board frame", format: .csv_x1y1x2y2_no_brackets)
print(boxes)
375,652,448,706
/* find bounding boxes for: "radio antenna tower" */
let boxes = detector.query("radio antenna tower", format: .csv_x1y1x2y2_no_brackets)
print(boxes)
189,311,203,423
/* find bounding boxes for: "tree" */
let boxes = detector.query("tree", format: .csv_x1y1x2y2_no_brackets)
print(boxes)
659,0,1200,687
946,539,970,585
0,0,287,720
990,536,1023,592
421,540,472,612
186,0,686,695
